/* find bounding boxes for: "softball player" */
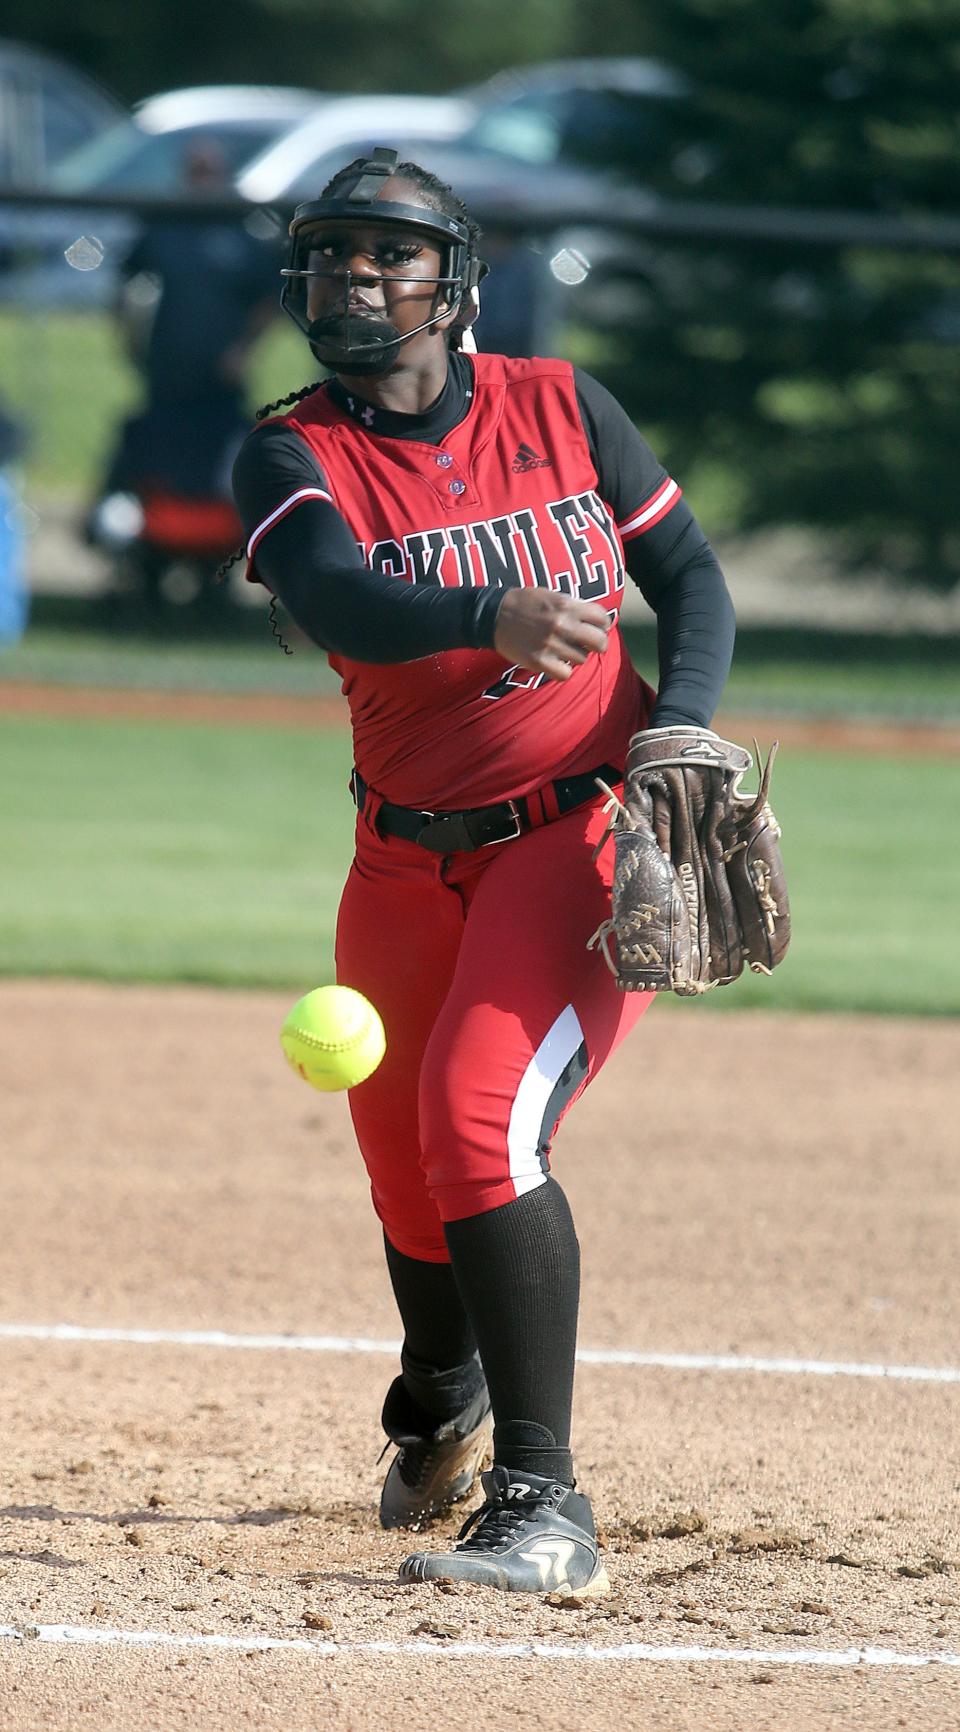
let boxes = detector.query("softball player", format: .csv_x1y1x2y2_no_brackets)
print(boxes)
231,149,735,1596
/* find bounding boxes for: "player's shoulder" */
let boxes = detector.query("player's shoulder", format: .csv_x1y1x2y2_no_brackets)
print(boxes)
471,352,574,393
235,415,308,467
232,410,329,502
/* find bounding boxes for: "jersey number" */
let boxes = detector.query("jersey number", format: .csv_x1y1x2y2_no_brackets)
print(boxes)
482,608,617,702
482,664,550,702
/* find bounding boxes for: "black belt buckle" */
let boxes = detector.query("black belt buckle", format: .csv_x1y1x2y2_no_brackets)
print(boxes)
415,799,523,853
476,799,522,847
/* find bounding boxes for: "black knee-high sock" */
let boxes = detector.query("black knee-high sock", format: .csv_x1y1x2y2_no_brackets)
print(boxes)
443,1177,580,1485
383,1233,484,1425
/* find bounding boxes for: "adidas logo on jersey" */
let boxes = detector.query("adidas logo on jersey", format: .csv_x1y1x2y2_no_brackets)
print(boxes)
511,442,552,473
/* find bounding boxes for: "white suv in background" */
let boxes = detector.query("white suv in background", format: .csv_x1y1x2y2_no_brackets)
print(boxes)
235,94,477,206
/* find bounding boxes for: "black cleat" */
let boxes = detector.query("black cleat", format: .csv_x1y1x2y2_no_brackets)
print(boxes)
379,1384,492,1530
398,1465,610,1596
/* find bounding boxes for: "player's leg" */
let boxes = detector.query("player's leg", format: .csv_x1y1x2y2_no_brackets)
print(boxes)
335,832,462,1264
401,797,652,1592
334,828,491,1522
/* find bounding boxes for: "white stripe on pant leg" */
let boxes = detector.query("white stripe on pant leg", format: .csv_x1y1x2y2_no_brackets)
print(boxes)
506,1005,585,1198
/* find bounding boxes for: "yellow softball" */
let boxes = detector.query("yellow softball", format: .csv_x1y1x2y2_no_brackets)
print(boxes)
279,985,386,1093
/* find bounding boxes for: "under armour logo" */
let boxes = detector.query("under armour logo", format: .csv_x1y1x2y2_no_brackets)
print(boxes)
361,405,376,426
511,442,551,474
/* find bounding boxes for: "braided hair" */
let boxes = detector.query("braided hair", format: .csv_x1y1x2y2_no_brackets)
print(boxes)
215,157,481,635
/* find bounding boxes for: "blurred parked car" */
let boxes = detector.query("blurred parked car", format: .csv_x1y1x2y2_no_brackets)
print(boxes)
0,83,322,305
425,58,727,333
0,38,126,186
55,84,323,198
235,93,476,205
459,57,717,190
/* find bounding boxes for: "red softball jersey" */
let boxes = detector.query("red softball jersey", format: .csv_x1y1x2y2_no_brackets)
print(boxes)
247,354,654,810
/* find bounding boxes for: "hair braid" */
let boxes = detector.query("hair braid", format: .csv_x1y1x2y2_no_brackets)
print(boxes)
254,379,324,422
213,542,246,584
268,593,293,654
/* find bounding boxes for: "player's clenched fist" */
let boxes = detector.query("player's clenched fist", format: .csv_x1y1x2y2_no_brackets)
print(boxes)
493,589,611,681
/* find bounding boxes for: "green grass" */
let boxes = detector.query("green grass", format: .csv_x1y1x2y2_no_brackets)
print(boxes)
2,713,957,1012
715,653,960,722
2,716,356,989
707,751,959,1014
0,619,344,698
3,609,959,722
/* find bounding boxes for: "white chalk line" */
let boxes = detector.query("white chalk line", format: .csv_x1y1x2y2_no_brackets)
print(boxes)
1,1622,959,1669
0,1323,958,1385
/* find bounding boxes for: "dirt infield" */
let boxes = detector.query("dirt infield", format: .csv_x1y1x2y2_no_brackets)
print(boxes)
1,980,958,1730
2,678,960,756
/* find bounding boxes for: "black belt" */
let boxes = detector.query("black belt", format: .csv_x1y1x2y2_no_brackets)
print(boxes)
350,763,621,854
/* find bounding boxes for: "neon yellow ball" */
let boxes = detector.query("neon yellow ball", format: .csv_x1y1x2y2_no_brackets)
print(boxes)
279,985,386,1093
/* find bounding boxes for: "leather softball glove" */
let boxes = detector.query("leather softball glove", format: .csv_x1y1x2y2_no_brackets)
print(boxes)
588,726,790,995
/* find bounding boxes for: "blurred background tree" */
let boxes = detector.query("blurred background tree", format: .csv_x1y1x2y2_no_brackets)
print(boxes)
612,0,960,587
2,0,591,98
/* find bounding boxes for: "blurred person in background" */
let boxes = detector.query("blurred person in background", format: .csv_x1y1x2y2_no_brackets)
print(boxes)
471,227,559,356
89,139,280,557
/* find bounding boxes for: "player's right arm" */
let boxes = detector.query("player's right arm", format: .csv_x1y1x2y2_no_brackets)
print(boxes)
232,422,608,674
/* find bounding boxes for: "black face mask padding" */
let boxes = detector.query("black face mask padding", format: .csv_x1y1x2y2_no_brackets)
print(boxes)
337,147,399,203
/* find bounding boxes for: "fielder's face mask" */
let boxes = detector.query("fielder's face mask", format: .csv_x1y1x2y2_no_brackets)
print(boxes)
280,148,485,376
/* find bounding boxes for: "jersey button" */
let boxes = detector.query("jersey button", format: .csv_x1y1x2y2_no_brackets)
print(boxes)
448,479,466,495
435,453,453,468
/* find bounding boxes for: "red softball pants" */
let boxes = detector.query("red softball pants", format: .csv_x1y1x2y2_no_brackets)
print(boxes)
334,792,654,1262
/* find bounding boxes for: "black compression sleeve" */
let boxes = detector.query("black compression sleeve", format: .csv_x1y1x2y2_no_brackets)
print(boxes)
254,501,505,661
626,509,735,728
648,556,736,727
574,367,665,518
573,368,735,723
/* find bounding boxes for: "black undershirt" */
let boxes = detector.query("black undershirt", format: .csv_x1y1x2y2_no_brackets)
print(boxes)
232,353,735,728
